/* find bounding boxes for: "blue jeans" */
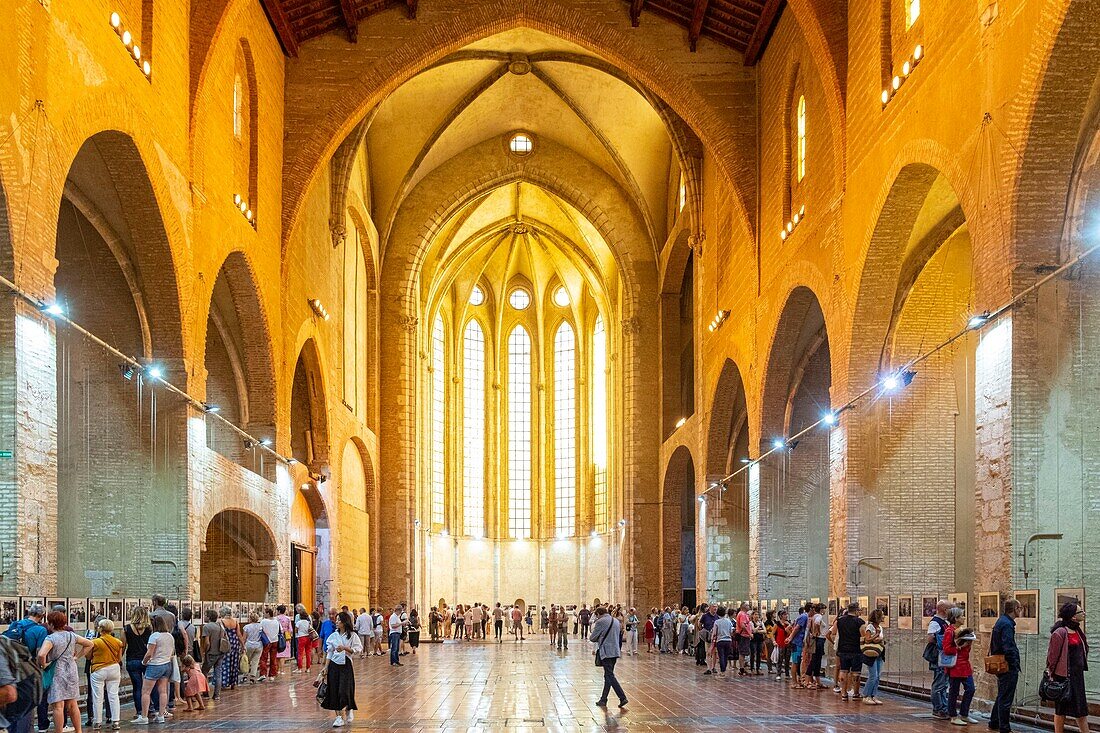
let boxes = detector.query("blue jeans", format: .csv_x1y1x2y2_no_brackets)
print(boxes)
389,632,401,664
862,657,882,697
931,666,950,715
989,669,1018,732
949,676,975,718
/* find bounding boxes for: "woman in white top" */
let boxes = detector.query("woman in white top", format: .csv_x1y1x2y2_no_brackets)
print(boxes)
135,615,176,725
320,611,363,727
294,605,314,672
242,613,266,683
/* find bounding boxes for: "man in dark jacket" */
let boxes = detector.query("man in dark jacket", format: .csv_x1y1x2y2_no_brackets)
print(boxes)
988,598,1021,733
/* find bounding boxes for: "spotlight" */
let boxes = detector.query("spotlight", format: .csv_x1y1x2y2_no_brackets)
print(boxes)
772,438,785,450
259,438,273,447
786,221,793,233
142,60,151,77
414,519,422,528
675,416,687,429
121,29,132,46
287,458,299,465
740,457,751,464
902,60,911,75
793,212,800,225
882,370,916,391
132,45,141,60
300,483,311,492
145,364,164,380
881,89,890,105
822,411,837,426
914,44,923,61
118,363,135,380
203,403,220,413
697,495,705,503
967,312,990,330
234,193,242,205
41,302,65,317
892,75,901,90
110,12,121,28
244,440,255,450
781,229,788,241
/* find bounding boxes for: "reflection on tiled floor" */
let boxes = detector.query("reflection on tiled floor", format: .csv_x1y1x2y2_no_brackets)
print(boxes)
146,637,1039,731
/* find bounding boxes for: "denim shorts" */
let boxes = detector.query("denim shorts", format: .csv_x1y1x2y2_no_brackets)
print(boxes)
144,662,172,680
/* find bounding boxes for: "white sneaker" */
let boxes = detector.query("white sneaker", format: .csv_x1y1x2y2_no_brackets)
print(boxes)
967,716,982,724
62,727,76,732
133,717,150,726
346,711,354,721
951,717,968,726
333,716,345,727
155,715,166,724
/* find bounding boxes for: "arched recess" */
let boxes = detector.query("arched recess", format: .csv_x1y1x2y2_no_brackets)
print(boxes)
346,205,378,430
847,166,976,605
203,251,277,480
660,229,695,439
54,131,188,598
290,338,332,469
662,445,697,608
0,171,17,596
704,359,750,602
232,39,259,210
757,286,831,601
336,438,375,605
201,509,278,602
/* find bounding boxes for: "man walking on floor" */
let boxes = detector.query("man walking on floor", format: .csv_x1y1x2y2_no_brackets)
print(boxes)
590,606,627,708
988,598,1021,733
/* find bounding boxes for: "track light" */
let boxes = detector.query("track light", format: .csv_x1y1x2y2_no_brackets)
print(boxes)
287,458,298,465
145,364,164,380
822,410,837,426
203,403,220,413
740,457,751,464
41,302,64,317
675,417,687,429
118,363,135,380
882,369,916,392
968,312,990,330
308,298,330,321
259,438,272,447
772,438,786,450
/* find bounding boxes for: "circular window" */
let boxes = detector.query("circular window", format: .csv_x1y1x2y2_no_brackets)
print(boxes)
552,286,570,307
469,285,486,306
508,133,534,156
508,288,531,310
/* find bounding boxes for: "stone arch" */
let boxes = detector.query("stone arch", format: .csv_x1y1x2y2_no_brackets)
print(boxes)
290,338,332,469
704,358,750,602
53,131,188,598
281,6,757,245
660,228,695,439
756,285,831,600
200,508,279,602
1011,0,1100,269
202,250,278,477
661,444,697,607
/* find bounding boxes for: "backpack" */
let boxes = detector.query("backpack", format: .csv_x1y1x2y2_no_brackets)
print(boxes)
0,636,44,722
2,619,34,646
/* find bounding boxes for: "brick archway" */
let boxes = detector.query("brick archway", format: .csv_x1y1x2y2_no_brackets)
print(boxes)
661,445,697,608
201,508,279,602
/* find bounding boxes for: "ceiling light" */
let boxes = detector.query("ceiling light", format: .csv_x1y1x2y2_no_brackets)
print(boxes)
121,29,132,46
110,12,121,28
892,75,901,90
914,44,923,61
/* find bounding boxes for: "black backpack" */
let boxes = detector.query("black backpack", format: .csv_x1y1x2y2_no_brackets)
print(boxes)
0,636,44,722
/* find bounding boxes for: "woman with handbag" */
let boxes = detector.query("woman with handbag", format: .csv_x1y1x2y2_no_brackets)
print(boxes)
942,607,978,726
1046,602,1090,733
38,609,94,733
319,611,362,728
218,606,243,691
860,608,886,705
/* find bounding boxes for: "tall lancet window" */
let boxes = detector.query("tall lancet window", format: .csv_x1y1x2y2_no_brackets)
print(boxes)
430,316,446,527
462,320,486,537
507,326,532,539
592,315,608,531
554,322,577,537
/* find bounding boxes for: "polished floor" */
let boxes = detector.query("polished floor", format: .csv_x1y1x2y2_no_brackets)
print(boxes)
145,635,1036,732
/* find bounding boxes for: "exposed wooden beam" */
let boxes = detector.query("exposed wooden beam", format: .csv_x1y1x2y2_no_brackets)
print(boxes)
629,0,646,27
339,0,359,42
258,0,299,57
406,0,419,20
743,0,784,65
688,0,711,51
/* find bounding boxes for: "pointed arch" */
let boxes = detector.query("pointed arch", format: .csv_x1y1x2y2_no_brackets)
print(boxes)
462,318,487,537
552,320,577,538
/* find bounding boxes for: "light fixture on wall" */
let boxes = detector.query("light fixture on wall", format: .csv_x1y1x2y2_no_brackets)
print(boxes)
202,402,220,413
308,298,330,321
675,416,687,429
618,519,627,527
967,312,990,330
145,364,164,380
109,12,152,80
822,410,837,426
118,363,135,380
881,44,924,107
232,194,256,228
881,369,916,393
40,302,65,317
708,309,731,333
780,205,806,242
771,437,786,450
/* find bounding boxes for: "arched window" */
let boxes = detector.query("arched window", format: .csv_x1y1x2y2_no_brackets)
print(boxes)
430,316,446,527
233,73,244,140
554,322,577,537
462,320,486,537
507,326,532,539
232,41,257,214
796,95,807,182
342,226,366,412
592,315,608,532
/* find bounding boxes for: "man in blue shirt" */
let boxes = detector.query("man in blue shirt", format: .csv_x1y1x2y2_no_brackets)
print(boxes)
318,609,338,643
988,598,1021,733
789,605,809,688
4,603,47,733
696,604,716,666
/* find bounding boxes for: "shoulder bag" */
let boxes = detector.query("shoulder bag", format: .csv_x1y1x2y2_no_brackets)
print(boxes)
594,619,614,667
1039,630,1072,704
218,623,231,654
984,622,1008,675
313,665,328,702
42,633,73,690
860,625,885,658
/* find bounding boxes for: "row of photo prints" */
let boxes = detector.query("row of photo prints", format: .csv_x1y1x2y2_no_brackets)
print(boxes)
0,598,281,634
719,588,1085,636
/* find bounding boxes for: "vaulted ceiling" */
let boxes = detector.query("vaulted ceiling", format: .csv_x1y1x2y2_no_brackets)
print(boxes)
258,0,783,63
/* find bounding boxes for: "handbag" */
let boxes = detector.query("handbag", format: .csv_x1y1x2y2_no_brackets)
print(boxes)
259,630,270,647
938,650,957,668
984,654,1008,675
1039,629,1073,703
313,668,328,702
769,645,780,664
42,633,73,690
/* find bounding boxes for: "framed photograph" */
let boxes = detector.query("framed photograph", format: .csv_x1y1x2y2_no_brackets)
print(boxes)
875,596,890,628
46,597,66,613
769,599,777,611
21,597,45,619
897,596,913,630
1055,588,1085,617
124,599,142,623
0,598,18,629
839,596,850,610
828,598,838,617
67,598,88,629
811,597,820,605
948,593,968,624
922,595,938,629
107,600,124,624
1015,590,1039,635
168,599,181,615
978,592,1000,632
857,596,869,614
86,599,106,623
781,599,789,610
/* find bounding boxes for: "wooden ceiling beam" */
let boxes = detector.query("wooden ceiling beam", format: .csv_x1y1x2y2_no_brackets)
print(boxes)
339,0,359,42
743,0,783,65
258,0,300,57
688,0,712,51
630,0,646,27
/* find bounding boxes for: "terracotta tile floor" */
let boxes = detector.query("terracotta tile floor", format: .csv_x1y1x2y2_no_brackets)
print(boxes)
148,637,1039,732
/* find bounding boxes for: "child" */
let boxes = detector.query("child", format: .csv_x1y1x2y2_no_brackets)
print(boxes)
180,655,208,711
